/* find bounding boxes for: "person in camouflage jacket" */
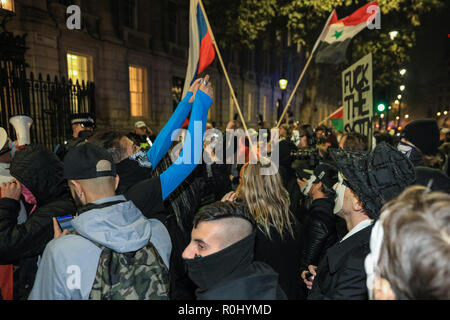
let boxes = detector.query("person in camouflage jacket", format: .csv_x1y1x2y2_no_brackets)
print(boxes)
28,144,172,300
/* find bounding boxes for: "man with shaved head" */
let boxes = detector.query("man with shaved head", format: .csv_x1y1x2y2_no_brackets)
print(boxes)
182,201,287,300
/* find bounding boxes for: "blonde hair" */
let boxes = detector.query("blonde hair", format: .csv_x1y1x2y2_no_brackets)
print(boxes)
236,161,295,240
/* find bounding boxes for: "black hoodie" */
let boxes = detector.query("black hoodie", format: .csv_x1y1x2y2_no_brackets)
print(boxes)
184,231,287,300
0,145,75,299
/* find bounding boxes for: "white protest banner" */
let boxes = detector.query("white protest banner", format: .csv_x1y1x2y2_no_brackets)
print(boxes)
342,53,373,139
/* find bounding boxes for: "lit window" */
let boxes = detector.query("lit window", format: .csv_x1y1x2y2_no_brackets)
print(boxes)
67,53,91,84
0,0,14,11
129,66,147,117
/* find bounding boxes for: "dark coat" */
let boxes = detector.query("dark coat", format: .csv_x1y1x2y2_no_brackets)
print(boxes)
0,145,76,299
307,223,373,300
300,198,338,270
254,220,303,300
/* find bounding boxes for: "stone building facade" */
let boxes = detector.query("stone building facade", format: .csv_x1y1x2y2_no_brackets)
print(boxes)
1,0,340,133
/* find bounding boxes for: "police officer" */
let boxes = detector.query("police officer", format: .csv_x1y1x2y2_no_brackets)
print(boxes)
55,113,95,160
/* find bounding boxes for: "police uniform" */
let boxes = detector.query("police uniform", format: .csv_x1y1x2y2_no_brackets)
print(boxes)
56,113,95,161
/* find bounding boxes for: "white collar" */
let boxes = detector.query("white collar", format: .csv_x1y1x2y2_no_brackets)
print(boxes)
341,219,373,243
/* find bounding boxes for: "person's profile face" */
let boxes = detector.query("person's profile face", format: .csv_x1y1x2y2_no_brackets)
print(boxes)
120,137,140,158
182,221,225,260
135,127,147,136
299,135,308,148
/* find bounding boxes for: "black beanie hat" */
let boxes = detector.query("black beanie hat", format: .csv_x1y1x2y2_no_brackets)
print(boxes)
402,119,440,156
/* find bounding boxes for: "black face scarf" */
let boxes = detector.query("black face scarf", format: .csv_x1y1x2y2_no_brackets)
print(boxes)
116,150,153,193
184,231,256,292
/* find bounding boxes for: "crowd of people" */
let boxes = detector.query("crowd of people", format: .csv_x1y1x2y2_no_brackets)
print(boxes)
0,75,449,300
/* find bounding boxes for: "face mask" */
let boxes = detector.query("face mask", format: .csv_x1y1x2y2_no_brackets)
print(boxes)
129,150,152,168
301,175,317,196
333,172,347,215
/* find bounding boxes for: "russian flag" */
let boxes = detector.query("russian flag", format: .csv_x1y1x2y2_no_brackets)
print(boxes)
182,0,216,98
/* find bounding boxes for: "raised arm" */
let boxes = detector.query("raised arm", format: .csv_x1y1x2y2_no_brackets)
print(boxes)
159,77,213,200
147,79,203,170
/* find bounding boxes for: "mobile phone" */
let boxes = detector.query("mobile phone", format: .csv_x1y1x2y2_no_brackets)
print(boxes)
56,215,74,232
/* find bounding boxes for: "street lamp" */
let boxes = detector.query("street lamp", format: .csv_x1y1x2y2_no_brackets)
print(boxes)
405,115,409,119
444,111,449,116
437,112,442,117
279,78,288,91
398,94,402,100
278,78,288,122
389,31,399,40
395,100,400,105
400,69,407,76
400,85,405,91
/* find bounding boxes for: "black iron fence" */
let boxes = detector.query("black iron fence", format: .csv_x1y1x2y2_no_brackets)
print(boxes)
0,72,96,152
0,29,95,152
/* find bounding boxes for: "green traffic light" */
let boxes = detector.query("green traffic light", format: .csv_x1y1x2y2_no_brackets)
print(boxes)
377,104,386,113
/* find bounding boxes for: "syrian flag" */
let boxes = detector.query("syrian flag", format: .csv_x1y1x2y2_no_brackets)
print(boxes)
315,2,379,64
182,0,216,98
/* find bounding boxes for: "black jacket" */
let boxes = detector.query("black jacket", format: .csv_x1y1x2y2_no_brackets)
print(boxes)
0,145,76,299
308,223,373,300
300,198,338,270
254,219,303,300
186,232,287,300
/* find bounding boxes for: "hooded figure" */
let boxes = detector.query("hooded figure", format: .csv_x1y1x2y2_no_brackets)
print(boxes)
398,119,440,166
0,144,76,300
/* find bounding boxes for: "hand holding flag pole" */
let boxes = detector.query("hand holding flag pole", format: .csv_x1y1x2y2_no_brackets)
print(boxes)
198,0,257,160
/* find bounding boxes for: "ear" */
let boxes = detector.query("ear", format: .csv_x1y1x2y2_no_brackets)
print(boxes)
312,181,322,194
374,277,397,300
70,180,84,198
353,199,364,212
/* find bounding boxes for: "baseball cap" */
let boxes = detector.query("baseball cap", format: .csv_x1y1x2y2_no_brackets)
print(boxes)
135,121,147,128
64,143,117,180
313,163,339,190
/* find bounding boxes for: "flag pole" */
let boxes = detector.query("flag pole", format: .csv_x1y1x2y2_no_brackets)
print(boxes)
276,10,336,128
276,52,315,128
198,0,257,159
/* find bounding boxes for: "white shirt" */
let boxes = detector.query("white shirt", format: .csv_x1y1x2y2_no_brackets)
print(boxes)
340,219,373,243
